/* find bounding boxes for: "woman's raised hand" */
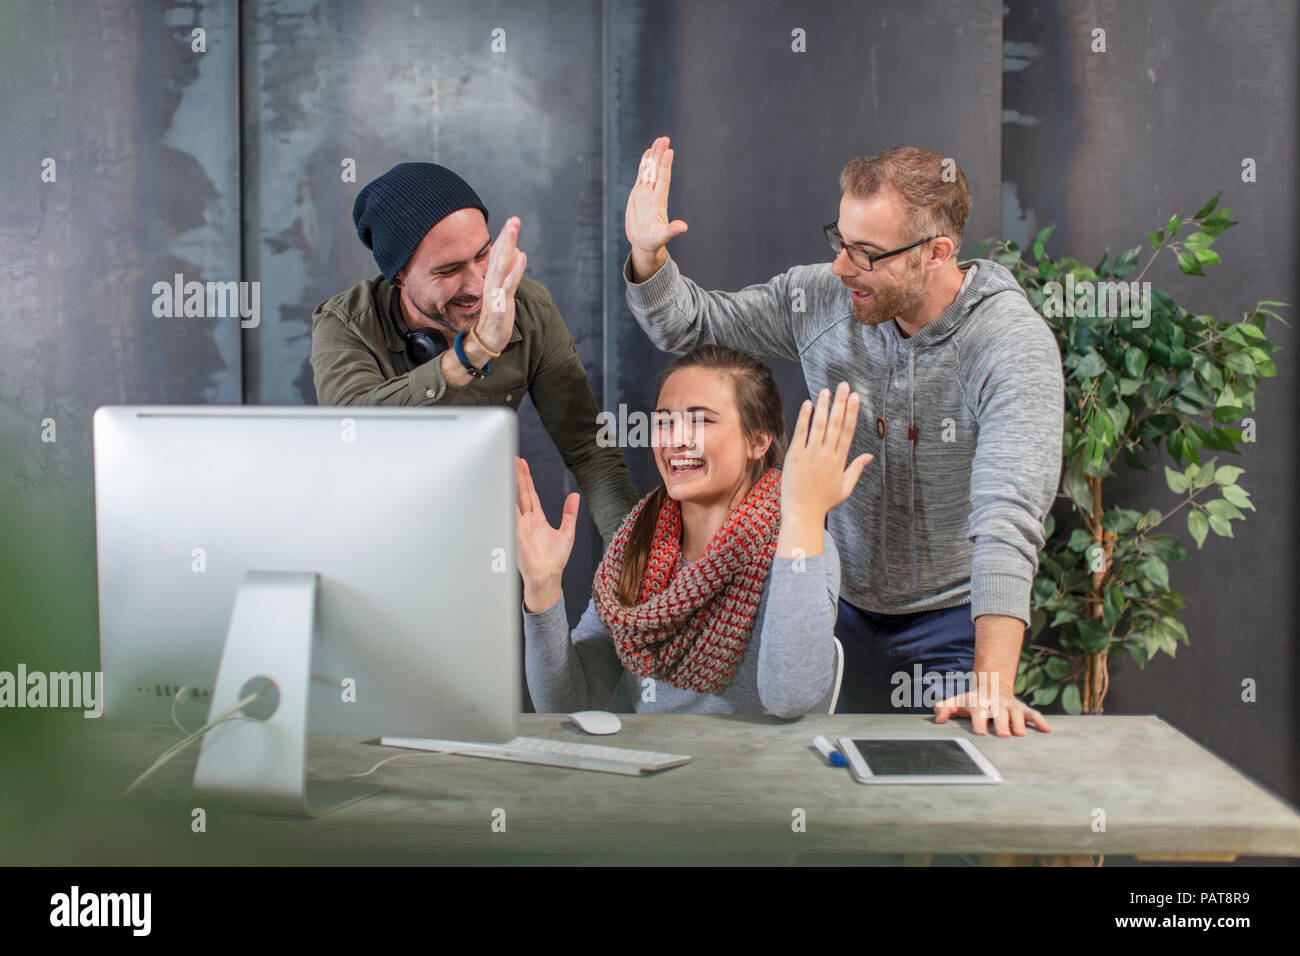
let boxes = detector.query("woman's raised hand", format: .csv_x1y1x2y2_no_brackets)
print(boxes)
515,457,579,613
781,383,874,525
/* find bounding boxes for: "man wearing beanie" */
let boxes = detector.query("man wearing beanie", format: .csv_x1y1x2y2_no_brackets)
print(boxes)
311,162,640,544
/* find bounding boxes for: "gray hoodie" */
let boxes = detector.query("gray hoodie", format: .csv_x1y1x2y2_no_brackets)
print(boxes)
623,254,1064,625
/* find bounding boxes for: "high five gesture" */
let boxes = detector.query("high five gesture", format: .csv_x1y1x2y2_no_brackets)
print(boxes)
776,383,874,558
626,136,689,281
515,457,580,614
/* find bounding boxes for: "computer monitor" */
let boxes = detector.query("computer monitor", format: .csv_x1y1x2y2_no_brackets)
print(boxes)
92,405,520,814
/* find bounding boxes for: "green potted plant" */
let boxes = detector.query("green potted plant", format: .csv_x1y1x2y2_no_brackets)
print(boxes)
973,194,1287,714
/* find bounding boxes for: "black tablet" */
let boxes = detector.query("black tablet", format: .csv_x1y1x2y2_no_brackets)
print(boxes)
836,737,1002,785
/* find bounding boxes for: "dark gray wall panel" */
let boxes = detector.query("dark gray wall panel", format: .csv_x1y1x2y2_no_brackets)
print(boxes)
605,0,1003,491
0,0,241,854
242,0,606,407
241,1,609,706
1003,0,1299,809
0,0,241,675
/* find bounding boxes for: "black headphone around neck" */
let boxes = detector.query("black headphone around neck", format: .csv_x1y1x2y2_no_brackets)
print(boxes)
391,278,445,367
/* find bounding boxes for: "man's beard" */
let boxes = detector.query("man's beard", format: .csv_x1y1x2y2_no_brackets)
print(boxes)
406,287,481,333
850,258,927,326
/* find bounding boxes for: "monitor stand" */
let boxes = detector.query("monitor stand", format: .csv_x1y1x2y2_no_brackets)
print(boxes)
192,571,381,817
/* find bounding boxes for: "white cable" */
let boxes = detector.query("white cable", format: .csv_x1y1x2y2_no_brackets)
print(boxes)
153,688,451,791
169,685,259,736
346,750,453,780
170,685,197,734
121,686,268,800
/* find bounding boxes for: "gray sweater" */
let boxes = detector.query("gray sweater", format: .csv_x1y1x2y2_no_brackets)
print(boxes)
524,532,840,717
624,254,1064,625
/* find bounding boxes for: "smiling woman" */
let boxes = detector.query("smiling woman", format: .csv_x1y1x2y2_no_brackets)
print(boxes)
516,344,873,717
626,348,790,582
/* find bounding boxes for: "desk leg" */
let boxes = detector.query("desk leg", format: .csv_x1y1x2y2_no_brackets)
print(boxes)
980,854,1036,866
902,854,933,867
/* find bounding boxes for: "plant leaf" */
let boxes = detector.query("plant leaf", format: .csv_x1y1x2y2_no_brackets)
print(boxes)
1067,528,1095,552
1176,252,1204,275
1113,246,1140,277
1031,684,1060,706
1224,352,1255,375
1063,461,1093,516
1076,618,1111,653
1221,485,1254,510
1192,192,1222,219
1072,349,1106,379
1208,514,1234,537
1140,555,1170,589
1200,211,1239,236
1205,499,1245,522
1214,465,1245,485
1191,458,1219,490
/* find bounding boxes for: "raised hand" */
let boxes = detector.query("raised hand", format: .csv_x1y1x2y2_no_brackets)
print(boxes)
625,136,689,280
515,457,579,613
781,383,874,533
473,217,528,356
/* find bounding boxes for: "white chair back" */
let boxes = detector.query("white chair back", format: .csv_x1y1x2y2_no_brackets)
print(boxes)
825,635,845,714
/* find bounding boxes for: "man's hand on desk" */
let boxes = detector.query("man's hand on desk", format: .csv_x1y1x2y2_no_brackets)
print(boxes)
936,613,1051,736
934,690,1052,737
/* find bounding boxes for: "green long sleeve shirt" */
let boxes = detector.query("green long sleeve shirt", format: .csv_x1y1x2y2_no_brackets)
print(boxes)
310,275,640,543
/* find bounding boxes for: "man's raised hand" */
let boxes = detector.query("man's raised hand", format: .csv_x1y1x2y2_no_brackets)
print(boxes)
625,136,688,281
474,217,528,356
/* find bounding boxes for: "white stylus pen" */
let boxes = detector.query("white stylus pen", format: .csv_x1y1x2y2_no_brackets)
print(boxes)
812,735,848,767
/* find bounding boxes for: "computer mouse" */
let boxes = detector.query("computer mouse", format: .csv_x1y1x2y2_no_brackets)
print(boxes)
568,710,622,735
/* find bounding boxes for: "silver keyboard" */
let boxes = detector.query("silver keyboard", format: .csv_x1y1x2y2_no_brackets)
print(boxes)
380,735,693,775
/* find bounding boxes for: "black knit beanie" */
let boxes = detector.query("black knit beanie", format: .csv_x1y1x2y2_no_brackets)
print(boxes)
352,162,490,282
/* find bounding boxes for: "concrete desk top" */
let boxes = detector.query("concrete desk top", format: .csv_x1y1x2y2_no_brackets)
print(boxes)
56,714,1300,864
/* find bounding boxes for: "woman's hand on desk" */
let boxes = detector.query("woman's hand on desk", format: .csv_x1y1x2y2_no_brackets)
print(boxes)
515,456,578,613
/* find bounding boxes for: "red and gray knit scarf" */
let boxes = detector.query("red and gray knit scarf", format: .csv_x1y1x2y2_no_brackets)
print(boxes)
592,467,783,694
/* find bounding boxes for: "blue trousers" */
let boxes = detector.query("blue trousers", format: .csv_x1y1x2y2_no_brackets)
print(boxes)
833,598,976,715
832,597,981,865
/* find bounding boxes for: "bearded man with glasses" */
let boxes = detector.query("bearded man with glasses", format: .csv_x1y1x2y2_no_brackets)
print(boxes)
623,139,1064,738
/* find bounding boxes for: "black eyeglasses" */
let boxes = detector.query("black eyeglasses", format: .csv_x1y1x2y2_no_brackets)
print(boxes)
824,222,935,271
